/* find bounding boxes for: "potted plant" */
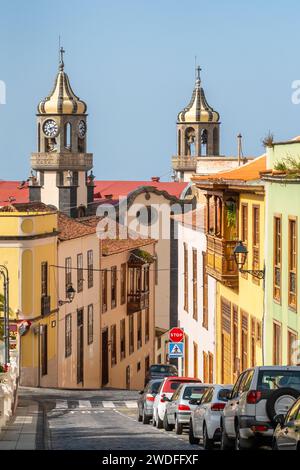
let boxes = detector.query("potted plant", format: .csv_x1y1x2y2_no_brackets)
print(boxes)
0,363,9,383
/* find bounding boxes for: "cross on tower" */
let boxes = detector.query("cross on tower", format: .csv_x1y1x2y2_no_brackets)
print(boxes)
196,65,202,80
59,46,65,70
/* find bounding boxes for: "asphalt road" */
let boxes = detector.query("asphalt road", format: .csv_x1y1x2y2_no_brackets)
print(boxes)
4,387,205,450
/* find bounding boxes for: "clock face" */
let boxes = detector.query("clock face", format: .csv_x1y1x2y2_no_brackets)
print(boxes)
43,119,58,137
78,120,86,138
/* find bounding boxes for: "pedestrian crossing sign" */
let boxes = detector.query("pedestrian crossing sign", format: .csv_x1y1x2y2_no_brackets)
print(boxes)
168,342,184,358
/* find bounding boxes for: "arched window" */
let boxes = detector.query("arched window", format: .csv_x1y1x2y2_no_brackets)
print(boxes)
64,123,72,150
185,127,196,156
213,127,219,155
201,129,208,156
178,129,181,155
37,123,40,152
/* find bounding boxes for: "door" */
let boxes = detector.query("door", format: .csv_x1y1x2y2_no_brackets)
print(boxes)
77,310,84,384
102,328,109,386
222,332,231,384
126,365,131,390
225,372,246,437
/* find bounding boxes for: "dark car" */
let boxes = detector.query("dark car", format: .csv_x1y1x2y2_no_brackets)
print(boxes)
138,379,163,424
272,396,300,450
145,364,178,385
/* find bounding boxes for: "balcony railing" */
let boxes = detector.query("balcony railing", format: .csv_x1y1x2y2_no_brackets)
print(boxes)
31,153,93,171
41,295,51,316
172,156,197,171
206,235,238,287
127,291,149,314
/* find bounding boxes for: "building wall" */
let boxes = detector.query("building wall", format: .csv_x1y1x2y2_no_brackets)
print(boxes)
100,244,156,391
57,234,101,389
177,222,216,382
264,142,300,365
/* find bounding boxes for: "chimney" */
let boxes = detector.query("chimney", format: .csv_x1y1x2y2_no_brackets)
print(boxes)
151,176,160,182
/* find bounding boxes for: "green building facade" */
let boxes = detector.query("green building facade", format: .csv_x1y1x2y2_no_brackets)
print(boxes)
263,140,300,366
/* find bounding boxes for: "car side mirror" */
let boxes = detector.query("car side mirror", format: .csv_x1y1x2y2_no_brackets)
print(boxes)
274,414,285,427
139,390,144,395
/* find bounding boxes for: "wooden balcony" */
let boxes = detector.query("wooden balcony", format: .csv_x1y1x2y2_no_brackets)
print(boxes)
127,291,149,314
206,235,238,287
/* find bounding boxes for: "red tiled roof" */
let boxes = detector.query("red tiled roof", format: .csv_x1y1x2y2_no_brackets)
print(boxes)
192,155,266,183
93,180,188,200
0,181,29,206
58,213,96,241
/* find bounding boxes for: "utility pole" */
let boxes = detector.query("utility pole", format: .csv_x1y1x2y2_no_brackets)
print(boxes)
0,265,10,364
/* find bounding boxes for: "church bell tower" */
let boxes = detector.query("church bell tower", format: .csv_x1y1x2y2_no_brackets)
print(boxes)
29,47,94,217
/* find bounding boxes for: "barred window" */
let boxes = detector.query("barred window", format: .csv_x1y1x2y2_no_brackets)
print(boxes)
87,304,93,345
111,324,117,366
65,314,72,357
87,250,93,288
77,253,83,293
65,257,72,295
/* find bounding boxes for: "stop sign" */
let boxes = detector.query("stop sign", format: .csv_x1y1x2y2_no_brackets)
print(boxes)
169,327,184,342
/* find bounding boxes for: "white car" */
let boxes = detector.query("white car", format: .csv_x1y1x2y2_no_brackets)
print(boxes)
152,376,201,428
164,382,208,434
189,384,233,449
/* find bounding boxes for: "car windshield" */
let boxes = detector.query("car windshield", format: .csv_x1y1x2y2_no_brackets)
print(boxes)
257,370,300,391
149,365,177,374
182,386,206,400
150,380,163,393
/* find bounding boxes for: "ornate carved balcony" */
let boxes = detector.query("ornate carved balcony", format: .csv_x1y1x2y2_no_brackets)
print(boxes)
127,291,149,315
172,156,197,171
206,234,238,287
31,153,93,171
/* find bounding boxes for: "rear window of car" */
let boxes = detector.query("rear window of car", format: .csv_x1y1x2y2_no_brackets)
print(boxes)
163,379,199,393
150,365,177,374
149,380,163,394
183,386,206,400
257,370,300,392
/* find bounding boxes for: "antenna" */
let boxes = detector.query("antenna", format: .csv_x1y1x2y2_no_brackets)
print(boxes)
237,133,242,166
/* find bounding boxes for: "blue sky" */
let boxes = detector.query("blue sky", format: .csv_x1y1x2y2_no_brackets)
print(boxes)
0,0,300,181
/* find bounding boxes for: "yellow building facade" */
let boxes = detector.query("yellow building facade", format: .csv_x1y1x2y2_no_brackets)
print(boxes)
0,205,58,386
193,155,266,384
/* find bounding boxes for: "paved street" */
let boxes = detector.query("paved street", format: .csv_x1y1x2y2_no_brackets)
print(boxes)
0,387,203,450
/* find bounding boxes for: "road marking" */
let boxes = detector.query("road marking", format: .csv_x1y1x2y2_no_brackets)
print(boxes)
55,400,68,409
78,400,91,408
14,416,33,424
125,401,138,408
102,401,115,408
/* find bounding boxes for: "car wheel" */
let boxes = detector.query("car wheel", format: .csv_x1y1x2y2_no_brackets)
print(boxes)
157,414,164,429
152,412,157,427
189,420,200,445
220,424,235,450
203,423,214,450
175,416,183,435
142,409,150,425
272,438,279,450
163,413,174,431
235,426,253,450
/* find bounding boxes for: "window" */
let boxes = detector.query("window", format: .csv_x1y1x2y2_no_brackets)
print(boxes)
288,330,297,366
77,253,83,293
202,252,208,329
65,314,72,357
192,248,198,320
137,312,142,349
232,305,239,375
41,262,48,297
203,351,208,383
87,250,93,288
208,352,213,383
101,269,108,313
120,263,126,304
145,355,150,374
257,321,262,347
129,314,134,354
241,311,248,371
65,257,72,295
273,322,282,365
193,342,198,378
137,362,141,372
251,317,256,367
111,266,117,308
120,319,126,360
87,304,93,345
145,308,149,343
157,354,162,364
64,122,71,149
111,324,117,366
288,218,297,310
241,204,248,277
41,325,48,376
273,216,282,302
184,243,188,312
252,206,260,284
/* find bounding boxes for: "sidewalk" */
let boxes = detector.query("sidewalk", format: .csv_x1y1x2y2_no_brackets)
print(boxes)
0,399,41,449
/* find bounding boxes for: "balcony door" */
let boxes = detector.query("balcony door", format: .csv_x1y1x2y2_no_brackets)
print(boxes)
77,309,84,384
102,328,109,386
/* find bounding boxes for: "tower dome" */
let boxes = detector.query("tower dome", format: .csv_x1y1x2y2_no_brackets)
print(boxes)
38,48,87,115
177,66,219,123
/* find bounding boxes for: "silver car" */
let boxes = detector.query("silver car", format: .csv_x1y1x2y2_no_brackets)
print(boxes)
138,378,163,424
164,382,210,434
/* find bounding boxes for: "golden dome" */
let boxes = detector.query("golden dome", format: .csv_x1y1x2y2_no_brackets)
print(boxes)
178,67,219,123
38,48,87,115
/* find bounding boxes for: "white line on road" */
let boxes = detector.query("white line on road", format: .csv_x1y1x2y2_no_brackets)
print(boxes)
55,400,68,409
102,401,115,408
125,401,138,408
78,400,91,408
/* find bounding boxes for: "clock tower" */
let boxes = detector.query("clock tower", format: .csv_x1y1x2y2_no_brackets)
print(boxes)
29,48,94,217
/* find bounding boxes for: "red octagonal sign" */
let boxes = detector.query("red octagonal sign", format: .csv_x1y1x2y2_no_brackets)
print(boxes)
169,327,184,343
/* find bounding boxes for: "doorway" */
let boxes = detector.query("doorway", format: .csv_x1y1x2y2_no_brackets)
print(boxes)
102,328,109,386
77,309,84,384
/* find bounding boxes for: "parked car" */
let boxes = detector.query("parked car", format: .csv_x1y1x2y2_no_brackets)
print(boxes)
272,396,300,450
145,364,178,385
189,384,233,449
164,382,209,434
221,366,300,450
138,378,163,424
152,376,201,429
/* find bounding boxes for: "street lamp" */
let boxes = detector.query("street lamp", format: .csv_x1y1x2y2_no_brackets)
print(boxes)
233,241,265,280
0,265,10,364
58,284,76,306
